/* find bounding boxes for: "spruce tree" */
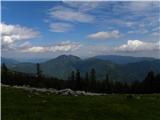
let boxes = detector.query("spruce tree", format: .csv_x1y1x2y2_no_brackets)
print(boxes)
144,70,155,92
105,73,110,93
2,63,8,84
36,63,42,78
76,69,81,90
85,72,89,91
71,71,75,89
90,68,96,91
36,63,42,87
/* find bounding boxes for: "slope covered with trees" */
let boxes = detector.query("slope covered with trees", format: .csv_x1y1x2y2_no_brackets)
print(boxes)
2,63,160,93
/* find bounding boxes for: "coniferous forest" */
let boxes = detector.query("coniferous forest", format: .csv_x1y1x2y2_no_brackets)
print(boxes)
2,63,160,94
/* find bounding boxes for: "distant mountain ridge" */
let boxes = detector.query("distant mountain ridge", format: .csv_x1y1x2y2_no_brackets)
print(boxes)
93,55,157,64
2,55,158,65
1,57,20,66
2,55,160,82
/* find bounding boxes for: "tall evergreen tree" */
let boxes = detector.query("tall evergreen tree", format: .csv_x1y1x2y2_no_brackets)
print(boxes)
154,73,160,92
90,68,96,91
1,63,9,84
90,68,96,81
85,72,89,91
36,63,42,78
36,63,43,87
85,72,89,83
71,71,75,81
104,73,110,93
76,69,81,90
71,71,75,89
143,70,155,92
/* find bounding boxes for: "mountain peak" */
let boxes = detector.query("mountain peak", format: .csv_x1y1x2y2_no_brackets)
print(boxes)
55,55,81,60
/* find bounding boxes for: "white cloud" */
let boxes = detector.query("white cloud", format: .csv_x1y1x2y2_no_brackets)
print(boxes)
127,28,149,34
125,22,134,27
0,23,39,47
49,6,94,23
128,1,157,12
25,46,45,53
115,40,160,52
49,23,73,32
64,1,102,12
152,32,160,36
22,41,81,53
18,41,32,49
87,30,121,40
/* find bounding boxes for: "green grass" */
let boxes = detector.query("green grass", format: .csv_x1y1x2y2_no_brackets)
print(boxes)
2,86,160,120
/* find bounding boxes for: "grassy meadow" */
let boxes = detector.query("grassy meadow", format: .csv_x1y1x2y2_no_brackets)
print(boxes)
1,86,160,120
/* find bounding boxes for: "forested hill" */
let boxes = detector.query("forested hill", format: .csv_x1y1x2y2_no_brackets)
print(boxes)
2,55,160,82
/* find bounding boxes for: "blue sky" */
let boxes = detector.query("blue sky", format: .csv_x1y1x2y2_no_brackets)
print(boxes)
1,1,160,59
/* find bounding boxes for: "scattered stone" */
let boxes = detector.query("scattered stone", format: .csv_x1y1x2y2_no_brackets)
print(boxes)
2,84,105,96
57,89,77,96
76,91,86,96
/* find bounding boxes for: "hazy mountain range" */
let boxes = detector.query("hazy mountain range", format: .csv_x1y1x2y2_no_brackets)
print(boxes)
2,55,160,82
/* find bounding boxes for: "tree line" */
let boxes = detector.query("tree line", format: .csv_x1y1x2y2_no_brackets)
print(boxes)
1,63,160,93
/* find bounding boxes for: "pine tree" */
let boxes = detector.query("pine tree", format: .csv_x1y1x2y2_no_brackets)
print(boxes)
71,71,75,81
143,70,155,93
90,68,96,91
105,73,110,93
85,72,89,91
2,63,9,84
155,73,160,92
36,63,43,87
71,71,75,89
76,69,81,90
36,63,42,78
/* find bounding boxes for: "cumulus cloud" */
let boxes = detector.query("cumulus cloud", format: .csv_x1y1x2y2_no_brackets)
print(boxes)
0,23,40,48
87,30,121,40
49,6,94,23
49,23,73,32
114,40,160,52
22,41,81,53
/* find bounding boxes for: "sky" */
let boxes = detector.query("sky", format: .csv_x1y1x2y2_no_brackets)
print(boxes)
1,1,160,60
